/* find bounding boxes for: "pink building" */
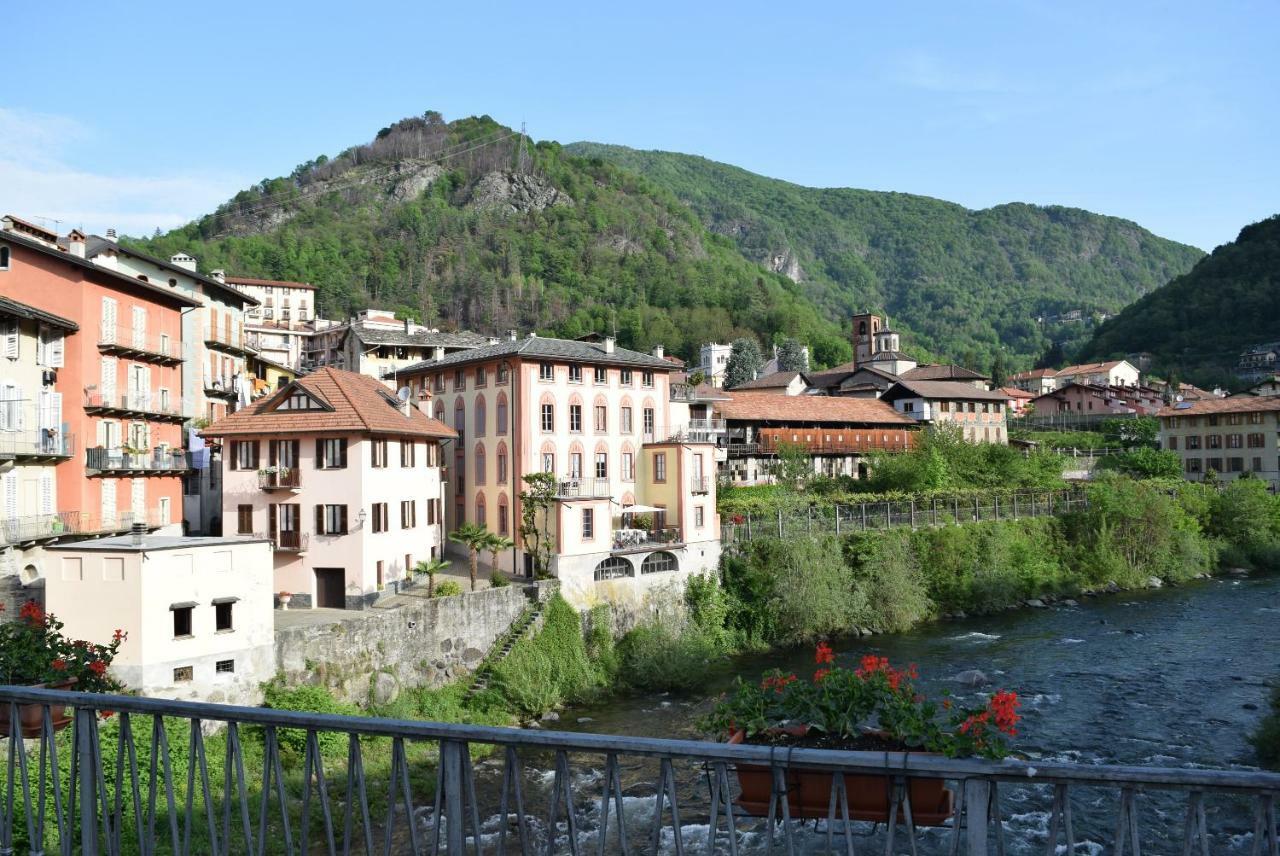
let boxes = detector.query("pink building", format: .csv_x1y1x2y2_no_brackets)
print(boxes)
202,368,455,609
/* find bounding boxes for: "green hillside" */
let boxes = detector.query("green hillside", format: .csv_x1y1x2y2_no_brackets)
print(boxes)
565,143,1204,368
1080,214,1280,384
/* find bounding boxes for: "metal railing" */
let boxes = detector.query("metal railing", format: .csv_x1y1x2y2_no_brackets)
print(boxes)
689,475,711,494
204,326,253,353
0,509,166,544
555,477,611,498
722,487,1089,544
97,325,182,363
0,430,74,458
83,392,185,420
257,468,301,490
85,446,188,474
269,529,307,551
0,686,1275,856
727,435,916,457
611,525,681,551
203,374,239,396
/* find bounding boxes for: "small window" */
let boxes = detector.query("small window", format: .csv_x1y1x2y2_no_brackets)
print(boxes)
582,508,594,540
372,502,389,533
173,607,193,638
371,439,388,468
539,362,554,381
401,440,416,467
317,438,347,469
695,506,705,528
215,659,234,674
594,366,607,384
237,504,253,535
173,666,193,683
401,500,417,529
541,404,554,432
621,369,633,385
569,404,582,432
569,365,583,383
0,246,9,271
476,366,487,386
215,602,233,632
454,369,465,391
654,452,667,482
642,370,654,387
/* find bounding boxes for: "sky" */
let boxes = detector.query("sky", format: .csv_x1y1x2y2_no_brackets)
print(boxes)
2,1,1276,251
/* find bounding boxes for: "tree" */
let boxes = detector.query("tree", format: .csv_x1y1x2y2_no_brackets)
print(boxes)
449,523,489,591
989,352,1007,388
413,557,450,597
776,338,808,373
724,338,764,388
518,472,558,577
687,369,706,387
483,531,516,579
1034,341,1066,371
769,442,815,491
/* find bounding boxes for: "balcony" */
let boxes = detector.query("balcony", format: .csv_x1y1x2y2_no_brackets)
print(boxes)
257,467,301,491
204,326,255,356
83,392,187,423
555,477,611,499
611,526,682,553
260,530,308,552
98,326,183,366
690,475,712,494
86,447,189,476
0,508,166,546
204,374,239,399
0,430,75,461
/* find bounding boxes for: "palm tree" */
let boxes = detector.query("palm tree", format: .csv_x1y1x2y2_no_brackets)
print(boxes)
413,557,450,598
483,532,515,582
449,523,489,592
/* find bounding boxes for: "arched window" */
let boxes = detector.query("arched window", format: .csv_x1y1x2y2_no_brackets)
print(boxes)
453,399,465,433
434,401,444,422
497,493,510,536
594,556,632,581
474,396,487,437
496,393,509,434
641,551,678,575
858,321,867,335
474,444,486,485
475,495,486,528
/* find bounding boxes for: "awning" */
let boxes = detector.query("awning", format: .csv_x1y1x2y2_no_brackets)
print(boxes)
620,504,663,514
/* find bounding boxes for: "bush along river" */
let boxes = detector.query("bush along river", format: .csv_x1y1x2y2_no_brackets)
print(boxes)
441,573,1280,855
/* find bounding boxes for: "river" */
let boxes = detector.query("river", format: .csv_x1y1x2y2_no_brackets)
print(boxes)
458,574,1280,853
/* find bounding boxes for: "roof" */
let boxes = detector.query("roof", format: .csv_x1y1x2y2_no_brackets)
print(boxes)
713,391,916,425
47,534,271,552
807,364,896,389
900,364,989,382
729,370,804,390
868,350,914,362
395,335,676,375
1157,396,1280,418
226,276,316,291
0,295,78,331
350,323,489,349
0,228,201,308
1009,368,1058,380
1054,360,1130,377
999,386,1035,399
881,380,1010,402
81,237,259,307
201,367,459,439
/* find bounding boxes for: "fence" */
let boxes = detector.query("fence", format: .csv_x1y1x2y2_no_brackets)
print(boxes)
0,686,1275,855
722,488,1088,544
0,509,168,545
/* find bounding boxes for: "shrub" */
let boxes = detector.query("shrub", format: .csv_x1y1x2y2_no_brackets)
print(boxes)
433,580,463,598
488,572,511,588
616,624,720,693
1209,478,1280,564
261,683,360,755
491,595,604,716
846,529,931,632
745,536,870,642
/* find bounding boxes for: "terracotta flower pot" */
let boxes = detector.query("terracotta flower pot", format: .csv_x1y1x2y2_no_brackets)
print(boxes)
728,728,954,825
0,679,77,739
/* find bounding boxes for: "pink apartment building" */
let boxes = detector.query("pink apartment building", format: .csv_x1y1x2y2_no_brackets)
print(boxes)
396,334,721,608
203,368,456,609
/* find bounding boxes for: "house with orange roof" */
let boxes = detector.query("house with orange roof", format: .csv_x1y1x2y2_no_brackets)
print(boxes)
1157,395,1280,488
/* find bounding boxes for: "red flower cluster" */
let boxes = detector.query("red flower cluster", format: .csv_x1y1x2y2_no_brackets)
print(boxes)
761,672,798,693
18,601,43,624
112,629,127,643
815,642,835,665
988,690,1021,736
51,658,67,671
813,668,831,682
854,655,918,691
88,660,107,677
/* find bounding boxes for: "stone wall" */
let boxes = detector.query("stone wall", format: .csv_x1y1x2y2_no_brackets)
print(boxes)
273,582,552,705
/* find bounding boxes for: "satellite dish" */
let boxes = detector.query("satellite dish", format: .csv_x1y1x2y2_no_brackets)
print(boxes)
397,386,412,402
1175,394,1184,402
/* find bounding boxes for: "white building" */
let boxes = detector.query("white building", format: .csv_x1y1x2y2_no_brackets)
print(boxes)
306,309,487,381
698,342,733,388
228,275,318,371
1053,360,1141,389
45,530,275,705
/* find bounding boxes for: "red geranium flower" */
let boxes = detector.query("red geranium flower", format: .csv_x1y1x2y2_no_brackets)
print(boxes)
814,642,835,665
51,659,66,671
18,601,43,624
88,660,107,677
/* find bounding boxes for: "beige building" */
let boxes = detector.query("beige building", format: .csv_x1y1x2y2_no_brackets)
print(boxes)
45,530,274,704
1053,360,1140,389
880,380,1010,443
306,309,486,381
1158,397,1280,488
229,275,318,372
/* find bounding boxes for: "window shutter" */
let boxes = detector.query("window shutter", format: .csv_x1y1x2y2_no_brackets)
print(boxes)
339,505,348,534
315,439,324,469
49,330,63,368
40,472,54,515
3,319,17,360
339,439,347,468
268,504,277,539
13,385,22,431
269,440,278,467
251,441,260,468
315,504,324,534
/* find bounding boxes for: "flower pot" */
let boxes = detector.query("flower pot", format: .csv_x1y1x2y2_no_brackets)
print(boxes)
728,728,954,825
278,595,292,610
0,679,77,739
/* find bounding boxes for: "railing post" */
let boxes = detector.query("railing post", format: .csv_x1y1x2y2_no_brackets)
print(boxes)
835,505,841,536
861,503,867,532
76,706,100,856
440,739,466,855
1012,493,1018,518
909,500,916,529
777,508,783,538
965,779,991,855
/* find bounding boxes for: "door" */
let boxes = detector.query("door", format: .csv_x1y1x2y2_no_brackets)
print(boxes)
315,568,345,609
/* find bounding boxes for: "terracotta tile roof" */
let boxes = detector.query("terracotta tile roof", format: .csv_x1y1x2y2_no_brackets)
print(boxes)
729,370,804,390
226,276,316,290
901,364,989,382
713,391,915,425
1157,396,1280,418
1009,368,1058,380
201,367,458,439
1054,360,1129,377
999,386,1035,399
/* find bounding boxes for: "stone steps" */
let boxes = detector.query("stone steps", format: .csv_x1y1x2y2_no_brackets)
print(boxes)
465,593,545,697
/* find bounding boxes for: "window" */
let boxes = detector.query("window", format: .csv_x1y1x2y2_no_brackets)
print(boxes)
427,499,438,525
1249,412,1265,425
582,508,594,540
215,602,234,632
1227,413,1243,426
594,405,607,432
497,363,509,384
401,441,416,467
621,407,633,433
498,502,509,535
594,366,607,384
475,399,486,436
0,246,8,270
642,370,654,387
641,551,677,574
215,660,235,674
1207,457,1223,473
570,452,583,479
539,362,554,381
475,497,486,526
172,606,193,639
1186,436,1201,450
695,506,705,528
654,452,667,482
621,369,633,386
542,452,555,473
317,438,348,469
1207,435,1222,449
569,404,582,432
541,404,554,432
475,446,486,484
454,400,465,432
496,397,508,434
643,408,655,438
173,666,193,683
1208,415,1220,426
939,401,951,414
1167,436,1178,450
454,369,465,391
595,452,608,478
1228,457,1245,473
1227,434,1244,449
371,439,388,467
622,452,634,481
594,556,631,581
279,392,323,410
372,503,388,533
497,449,507,482
237,505,253,534
316,504,348,535
433,374,445,393
569,364,583,383
476,366,487,387
1252,456,1263,471
232,441,259,470
1248,433,1266,448
401,500,417,529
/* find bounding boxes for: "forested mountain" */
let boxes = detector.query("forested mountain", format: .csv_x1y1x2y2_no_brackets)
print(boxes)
132,114,1203,369
566,143,1204,368
1080,214,1280,384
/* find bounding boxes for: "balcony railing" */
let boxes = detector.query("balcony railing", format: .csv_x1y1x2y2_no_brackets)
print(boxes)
97,325,183,364
203,374,240,397
689,475,711,494
555,477,611,498
3,686,1277,856
611,525,681,551
268,529,307,551
0,430,74,459
85,446,189,474
204,326,254,354
0,508,167,545
257,467,301,490
660,420,727,443
83,392,186,421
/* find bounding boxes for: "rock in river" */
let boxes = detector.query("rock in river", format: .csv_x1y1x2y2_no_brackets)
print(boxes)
953,669,990,687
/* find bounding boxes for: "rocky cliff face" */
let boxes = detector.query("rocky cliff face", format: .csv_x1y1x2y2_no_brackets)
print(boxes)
468,171,571,213
768,248,804,283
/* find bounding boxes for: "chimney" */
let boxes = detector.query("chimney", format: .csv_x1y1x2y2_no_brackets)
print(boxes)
105,228,118,243
487,336,500,346
169,253,197,272
130,522,146,547
652,344,664,359
508,329,518,342
433,346,445,361
67,230,86,258
94,248,118,270
404,318,412,335
604,335,616,354
210,269,226,283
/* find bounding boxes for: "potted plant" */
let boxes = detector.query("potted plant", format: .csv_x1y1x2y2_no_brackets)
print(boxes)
700,644,1021,824
277,591,293,610
0,601,126,737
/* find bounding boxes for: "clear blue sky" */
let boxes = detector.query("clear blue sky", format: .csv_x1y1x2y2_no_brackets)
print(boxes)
3,1,1276,250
